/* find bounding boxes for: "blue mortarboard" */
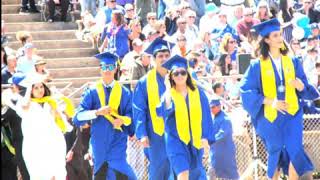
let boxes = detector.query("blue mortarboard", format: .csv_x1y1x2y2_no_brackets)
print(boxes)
162,55,188,70
252,18,281,37
8,73,26,86
210,98,221,107
144,38,174,55
94,52,119,65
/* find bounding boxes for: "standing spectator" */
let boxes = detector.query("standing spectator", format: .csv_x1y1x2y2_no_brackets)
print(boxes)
20,0,40,13
1,55,17,84
15,31,33,59
208,98,239,180
187,0,206,25
278,0,295,43
236,8,260,42
128,19,146,50
301,0,320,23
34,59,52,83
135,0,156,26
131,52,153,89
47,0,70,22
142,12,157,37
122,38,143,77
171,34,189,57
80,0,97,16
254,0,273,22
185,10,199,43
100,10,131,59
16,43,37,74
164,6,180,36
15,74,67,180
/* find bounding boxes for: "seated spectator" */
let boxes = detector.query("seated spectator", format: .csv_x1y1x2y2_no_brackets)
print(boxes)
128,19,146,50
225,69,241,104
301,0,320,24
212,10,239,43
199,3,220,33
218,33,238,75
199,31,218,61
124,3,135,25
15,31,33,59
164,6,179,36
185,10,199,43
16,43,38,74
306,35,318,49
122,38,143,76
1,55,17,84
131,52,153,89
154,20,169,40
236,8,260,42
142,12,157,37
99,10,131,59
254,0,273,22
310,23,319,38
303,46,318,87
47,0,70,22
229,5,244,29
34,59,52,83
289,38,303,62
171,34,189,57
171,17,193,47
146,28,160,43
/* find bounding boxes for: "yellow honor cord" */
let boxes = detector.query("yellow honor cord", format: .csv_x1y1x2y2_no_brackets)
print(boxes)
171,87,202,149
260,55,298,122
147,69,165,136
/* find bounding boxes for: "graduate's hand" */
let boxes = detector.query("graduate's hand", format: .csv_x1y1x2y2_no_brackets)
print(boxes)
140,136,150,148
201,139,209,158
290,78,304,92
112,118,124,128
95,106,111,116
272,99,289,114
66,150,74,162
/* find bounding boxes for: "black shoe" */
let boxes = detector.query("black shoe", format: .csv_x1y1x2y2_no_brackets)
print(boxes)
19,7,29,13
29,8,40,13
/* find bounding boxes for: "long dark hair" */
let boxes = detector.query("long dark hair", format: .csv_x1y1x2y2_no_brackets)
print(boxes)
1,46,7,65
169,70,196,91
31,83,51,98
257,35,289,60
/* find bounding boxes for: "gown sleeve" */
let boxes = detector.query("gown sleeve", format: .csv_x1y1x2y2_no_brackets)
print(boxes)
240,60,265,122
73,88,94,127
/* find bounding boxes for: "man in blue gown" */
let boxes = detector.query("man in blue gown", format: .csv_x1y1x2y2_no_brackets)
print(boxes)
132,38,173,180
73,52,136,180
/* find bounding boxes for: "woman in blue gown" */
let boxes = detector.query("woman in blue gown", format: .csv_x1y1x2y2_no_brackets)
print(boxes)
157,55,213,180
240,18,319,179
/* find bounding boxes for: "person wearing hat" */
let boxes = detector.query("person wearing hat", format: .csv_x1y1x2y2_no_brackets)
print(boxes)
240,18,320,179
199,3,220,33
2,73,30,180
155,55,213,180
207,97,239,180
16,43,37,74
34,59,52,83
73,52,136,180
236,7,260,42
132,38,174,179
14,73,69,180
212,10,239,42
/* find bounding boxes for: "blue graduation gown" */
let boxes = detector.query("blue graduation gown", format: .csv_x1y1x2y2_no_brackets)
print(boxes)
209,111,239,179
73,84,137,180
240,58,317,178
132,72,172,180
157,87,213,179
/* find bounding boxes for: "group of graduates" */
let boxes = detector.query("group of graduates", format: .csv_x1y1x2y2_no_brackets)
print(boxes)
2,17,320,180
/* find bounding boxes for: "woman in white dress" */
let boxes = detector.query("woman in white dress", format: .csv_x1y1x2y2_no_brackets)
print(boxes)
16,75,67,180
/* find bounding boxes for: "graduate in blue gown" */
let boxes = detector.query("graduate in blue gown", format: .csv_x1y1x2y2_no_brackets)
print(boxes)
208,98,239,180
132,38,174,180
240,18,320,179
73,52,136,180
156,55,213,180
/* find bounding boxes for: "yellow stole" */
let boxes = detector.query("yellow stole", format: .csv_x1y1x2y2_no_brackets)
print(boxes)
260,55,299,122
31,95,75,133
170,87,202,149
96,80,131,131
146,69,165,136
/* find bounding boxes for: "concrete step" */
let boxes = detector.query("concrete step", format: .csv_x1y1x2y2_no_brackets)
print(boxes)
45,57,99,68
8,39,92,50
7,30,77,41
2,13,42,23
53,77,100,88
6,22,77,32
49,67,100,79
2,4,41,14
37,48,97,59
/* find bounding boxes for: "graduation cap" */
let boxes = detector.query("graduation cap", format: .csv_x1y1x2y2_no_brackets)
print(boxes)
8,72,26,86
162,55,188,70
94,51,119,65
252,18,281,37
144,38,174,55
210,97,221,107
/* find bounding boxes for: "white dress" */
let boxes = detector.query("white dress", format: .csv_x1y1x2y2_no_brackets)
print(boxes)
16,101,67,180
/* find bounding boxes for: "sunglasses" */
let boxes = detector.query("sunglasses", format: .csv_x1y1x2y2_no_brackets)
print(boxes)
179,22,187,24
178,38,186,42
101,64,116,71
188,16,195,18
183,6,191,9
292,42,300,45
244,14,253,17
148,17,156,20
172,69,187,77
304,1,311,4
110,0,116,3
